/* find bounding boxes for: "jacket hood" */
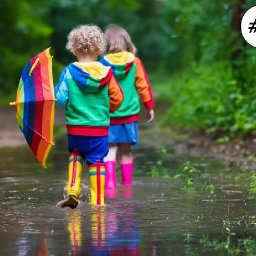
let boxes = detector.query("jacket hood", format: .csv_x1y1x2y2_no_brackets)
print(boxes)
68,62,111,92
100,51,135,79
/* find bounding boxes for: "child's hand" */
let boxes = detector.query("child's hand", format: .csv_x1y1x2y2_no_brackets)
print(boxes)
146,109,154,123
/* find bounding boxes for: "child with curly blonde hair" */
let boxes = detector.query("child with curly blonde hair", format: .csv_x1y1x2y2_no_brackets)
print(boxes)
55,24,123,207
100,24,155,190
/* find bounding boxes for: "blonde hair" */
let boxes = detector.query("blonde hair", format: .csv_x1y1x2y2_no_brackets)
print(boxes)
104,24,137,55
66,25,105,55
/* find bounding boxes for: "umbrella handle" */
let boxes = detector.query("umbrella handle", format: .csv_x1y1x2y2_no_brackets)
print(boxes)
29,58,40,76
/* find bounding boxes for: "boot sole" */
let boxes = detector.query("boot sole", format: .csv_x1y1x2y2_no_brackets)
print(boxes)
57,196,79,209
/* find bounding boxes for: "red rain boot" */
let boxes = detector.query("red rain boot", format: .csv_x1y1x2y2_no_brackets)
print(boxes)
120,160,133,185
105,161,116,189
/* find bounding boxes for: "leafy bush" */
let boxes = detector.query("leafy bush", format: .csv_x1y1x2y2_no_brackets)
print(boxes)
160,61,256,135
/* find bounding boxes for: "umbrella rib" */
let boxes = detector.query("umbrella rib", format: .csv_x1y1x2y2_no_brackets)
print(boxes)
15,112,54,145
29,58,40,76
30,128,55,145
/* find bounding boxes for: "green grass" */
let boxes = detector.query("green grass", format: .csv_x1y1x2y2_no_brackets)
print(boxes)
151,61,256,135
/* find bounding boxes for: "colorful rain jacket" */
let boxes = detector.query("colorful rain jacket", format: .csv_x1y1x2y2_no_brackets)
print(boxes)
100,51,154,124
55,62,123,136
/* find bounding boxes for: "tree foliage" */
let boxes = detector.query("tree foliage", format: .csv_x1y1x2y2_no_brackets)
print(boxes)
0,0,52,92
162,0,256,134
1,0,256,135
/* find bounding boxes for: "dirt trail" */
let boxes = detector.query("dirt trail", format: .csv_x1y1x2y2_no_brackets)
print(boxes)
0,106,65,148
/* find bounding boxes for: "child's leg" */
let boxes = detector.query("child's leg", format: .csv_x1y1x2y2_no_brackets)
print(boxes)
104,144,118,189
85,136,108,205
119,143,133,163
119,143,134,185
66,152,84,198
89,162,105,205
58,151,83,208
104,143,118,161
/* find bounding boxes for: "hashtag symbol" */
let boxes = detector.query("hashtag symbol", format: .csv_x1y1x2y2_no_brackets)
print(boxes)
248,19,256,33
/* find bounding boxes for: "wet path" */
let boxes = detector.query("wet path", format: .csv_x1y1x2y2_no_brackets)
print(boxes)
1,121,256,255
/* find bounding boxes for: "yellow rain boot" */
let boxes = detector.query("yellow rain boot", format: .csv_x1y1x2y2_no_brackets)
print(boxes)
89,162,105,205
67,152,83,198
58,152,83,209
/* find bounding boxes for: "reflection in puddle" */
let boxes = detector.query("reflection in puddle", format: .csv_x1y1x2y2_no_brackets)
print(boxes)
36,239,48,256
66,211,82,254
63,198,141,255
2,130,256,255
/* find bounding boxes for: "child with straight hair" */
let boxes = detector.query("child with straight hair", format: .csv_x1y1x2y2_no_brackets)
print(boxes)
100,24,155,189
55,24,123,207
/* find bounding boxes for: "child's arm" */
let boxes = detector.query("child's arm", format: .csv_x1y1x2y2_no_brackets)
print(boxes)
54,68,69,106
134,57,155,123
108,71,124,112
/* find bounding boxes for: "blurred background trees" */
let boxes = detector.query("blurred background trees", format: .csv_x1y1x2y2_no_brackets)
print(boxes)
1,0,256,135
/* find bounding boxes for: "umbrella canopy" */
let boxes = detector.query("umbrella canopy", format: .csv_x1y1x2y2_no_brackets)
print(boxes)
10,48,55,167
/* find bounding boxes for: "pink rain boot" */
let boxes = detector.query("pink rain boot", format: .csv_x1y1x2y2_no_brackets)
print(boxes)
105,161,117,189
120,160,134,185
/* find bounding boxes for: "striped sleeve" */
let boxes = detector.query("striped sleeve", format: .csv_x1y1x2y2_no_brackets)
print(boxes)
108,70,124,112
134,57,155,110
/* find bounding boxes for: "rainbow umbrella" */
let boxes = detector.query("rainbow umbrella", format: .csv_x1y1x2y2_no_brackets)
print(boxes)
10,48,55,167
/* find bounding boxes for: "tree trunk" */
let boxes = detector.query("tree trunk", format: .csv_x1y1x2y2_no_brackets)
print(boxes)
231,0,245,60
231,0,246,88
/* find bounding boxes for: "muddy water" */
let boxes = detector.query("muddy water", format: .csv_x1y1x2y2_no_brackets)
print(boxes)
1,124,256,255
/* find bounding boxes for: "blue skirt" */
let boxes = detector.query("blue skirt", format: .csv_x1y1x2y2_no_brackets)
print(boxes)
108,122,138,145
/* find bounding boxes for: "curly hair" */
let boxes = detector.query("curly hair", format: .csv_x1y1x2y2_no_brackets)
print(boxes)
66,25,105,55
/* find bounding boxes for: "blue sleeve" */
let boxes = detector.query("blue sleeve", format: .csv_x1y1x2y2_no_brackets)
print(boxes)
54,68,69,106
